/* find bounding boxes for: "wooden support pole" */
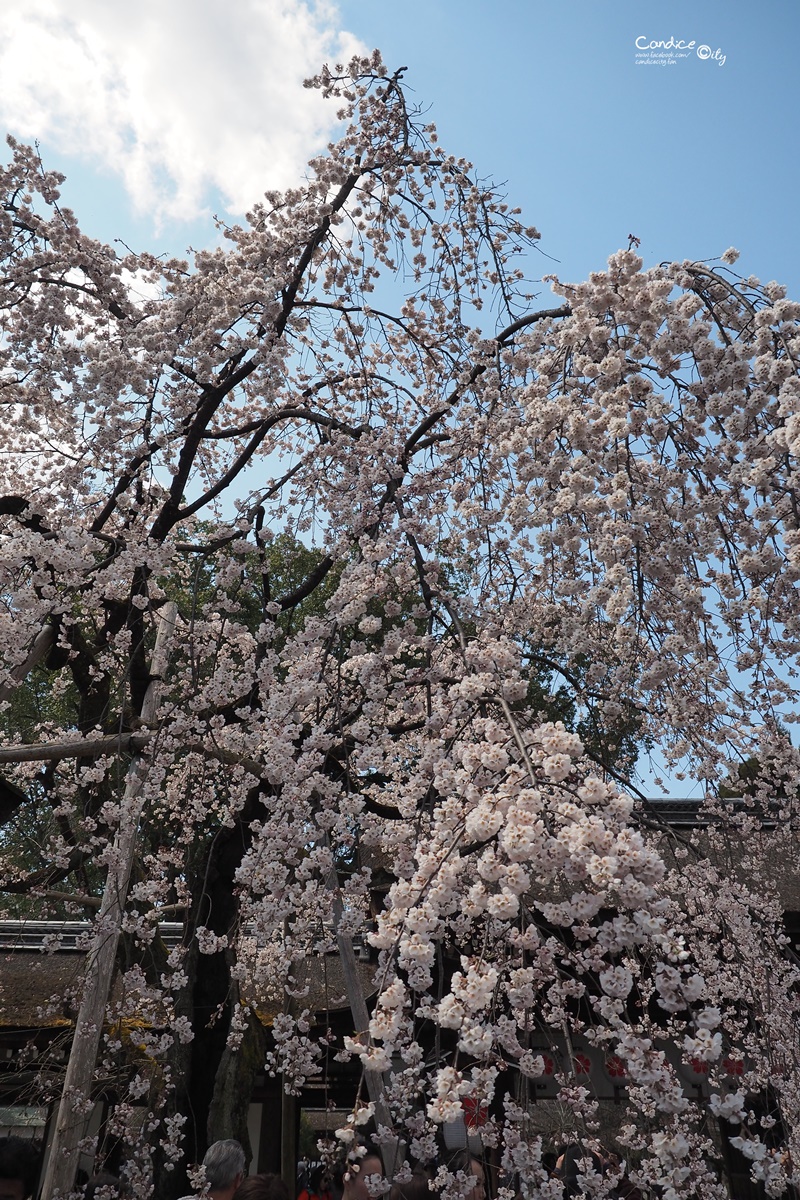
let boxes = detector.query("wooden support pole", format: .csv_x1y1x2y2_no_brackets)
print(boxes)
39,604,178,1200
280,1088,298,1194
324,854,402,1181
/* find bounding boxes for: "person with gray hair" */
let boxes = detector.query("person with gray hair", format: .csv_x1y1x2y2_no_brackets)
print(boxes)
177,1139,247,1200
200,1140,246,1200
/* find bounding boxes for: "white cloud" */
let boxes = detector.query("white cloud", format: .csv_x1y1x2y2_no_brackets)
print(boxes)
0,0,365,224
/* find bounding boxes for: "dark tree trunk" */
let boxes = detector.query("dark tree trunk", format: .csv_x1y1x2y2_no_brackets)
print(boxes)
208,1006,268,1157
165,785,268,1190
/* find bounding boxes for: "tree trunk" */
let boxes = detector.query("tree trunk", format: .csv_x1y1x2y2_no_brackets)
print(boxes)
207,1006,268,1157
155,781,270,1195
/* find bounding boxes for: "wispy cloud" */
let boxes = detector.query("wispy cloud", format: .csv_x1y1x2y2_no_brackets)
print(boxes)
0,0,364,224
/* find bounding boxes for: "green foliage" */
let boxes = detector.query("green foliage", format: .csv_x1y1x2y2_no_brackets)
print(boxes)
519,645,648,778
298,1110,319,1162
718,755,799,806
0,664,81,914
164,529,342,645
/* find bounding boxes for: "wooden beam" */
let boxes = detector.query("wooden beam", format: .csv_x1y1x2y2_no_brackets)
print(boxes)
39,604,178,1200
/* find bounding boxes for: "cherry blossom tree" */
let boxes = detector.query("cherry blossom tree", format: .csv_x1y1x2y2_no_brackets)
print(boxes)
2,53,800,1200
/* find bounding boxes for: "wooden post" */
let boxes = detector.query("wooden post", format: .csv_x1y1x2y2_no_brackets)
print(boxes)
280,1088,297,1193
39,604,178,1200
325,855,402,1181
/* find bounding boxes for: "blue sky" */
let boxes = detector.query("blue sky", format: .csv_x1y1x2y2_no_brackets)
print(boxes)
2,0,796,299
335,0,800,296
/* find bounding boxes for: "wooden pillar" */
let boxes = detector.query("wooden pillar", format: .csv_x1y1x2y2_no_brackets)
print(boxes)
259,1080,282,1174
281,1089,297,1194
39,605,178,1200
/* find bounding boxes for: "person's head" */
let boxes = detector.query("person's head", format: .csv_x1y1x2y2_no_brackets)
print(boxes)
0,1138,42,1200
233,1173,289,1200
203,1140,246,1200
446,1151,485,1200
84,1171,125,1199
541,1152,558,1177
343,1150,384,1200
309,1166,331,1195
389,1174,436,1200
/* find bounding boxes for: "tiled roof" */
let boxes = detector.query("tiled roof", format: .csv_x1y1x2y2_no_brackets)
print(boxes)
0,951,86,1028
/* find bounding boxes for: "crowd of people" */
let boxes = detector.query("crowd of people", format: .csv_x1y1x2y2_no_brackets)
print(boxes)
295,1150,484,1200
0,1131,639,1199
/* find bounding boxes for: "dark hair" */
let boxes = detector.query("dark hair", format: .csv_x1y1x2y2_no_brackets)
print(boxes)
443,1151,484,1198
354,1145,383,1171
203,1140,246,1190
233,1173,290,1200
389,1175,435,1200
343,1148,384,1194
309,1166,329,1194
557,1145,602,1198
0,1137,43,1199
84,1170,126,1199
444,1151,483,1176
